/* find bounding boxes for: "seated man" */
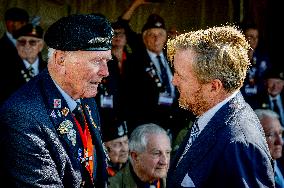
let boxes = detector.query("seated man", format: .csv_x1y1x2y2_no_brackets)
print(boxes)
108,123,171,188
102,119,129,177
255,109,284,188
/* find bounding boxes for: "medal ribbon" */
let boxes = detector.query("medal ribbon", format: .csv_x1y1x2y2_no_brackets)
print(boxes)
73,110,94,181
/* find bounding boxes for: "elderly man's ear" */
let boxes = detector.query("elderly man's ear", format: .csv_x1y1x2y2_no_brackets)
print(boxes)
130,151,139,162
54,51,65,66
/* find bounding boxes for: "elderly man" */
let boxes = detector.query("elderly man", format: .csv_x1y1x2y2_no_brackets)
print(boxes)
0,7,29,104
255,109,284,187
102,119,129,177
0,14,113,187
166,26,275,187
0,23,46,103
257,69,284,126
108,123,171,188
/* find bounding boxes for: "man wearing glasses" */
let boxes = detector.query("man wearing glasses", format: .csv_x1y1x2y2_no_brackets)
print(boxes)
0,23,46,104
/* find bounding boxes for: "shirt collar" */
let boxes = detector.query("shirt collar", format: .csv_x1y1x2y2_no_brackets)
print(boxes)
197,90,239,133
23,58,40,75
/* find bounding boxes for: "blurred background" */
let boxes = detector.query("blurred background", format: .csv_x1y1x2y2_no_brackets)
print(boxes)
0,0,281,68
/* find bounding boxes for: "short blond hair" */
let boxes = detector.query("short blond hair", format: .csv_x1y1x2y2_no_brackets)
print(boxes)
167,25,251,92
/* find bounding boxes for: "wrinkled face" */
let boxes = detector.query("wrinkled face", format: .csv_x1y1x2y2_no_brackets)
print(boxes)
266,78,284,97
262,116,283,160
112,28,127,48
244,28,259,50
172,49,211,115
134,133,171,182
59,50,111,99
16,36,43,61
143,28,167,54
105,135,129,164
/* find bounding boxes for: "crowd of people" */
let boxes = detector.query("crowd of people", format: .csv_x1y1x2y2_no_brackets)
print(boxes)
0,0,283,187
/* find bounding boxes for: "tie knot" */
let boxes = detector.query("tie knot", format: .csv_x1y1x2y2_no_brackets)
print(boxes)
28,65,35,77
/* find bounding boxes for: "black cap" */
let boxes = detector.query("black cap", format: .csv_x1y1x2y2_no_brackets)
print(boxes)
102,119,128,142
14,23,44,39
44,13,114,51
4,7,29,22
142,14,166,33
265,69,284,80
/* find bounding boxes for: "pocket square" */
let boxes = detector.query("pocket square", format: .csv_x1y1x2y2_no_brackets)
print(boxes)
181,173,195,187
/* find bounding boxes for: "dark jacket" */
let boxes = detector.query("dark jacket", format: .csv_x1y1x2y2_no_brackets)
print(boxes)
0,69,108,187
167,92,275,188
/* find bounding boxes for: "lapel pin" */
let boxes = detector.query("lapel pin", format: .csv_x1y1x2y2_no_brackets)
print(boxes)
53,99,61,108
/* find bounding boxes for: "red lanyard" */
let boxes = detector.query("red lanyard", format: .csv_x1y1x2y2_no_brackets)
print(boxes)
74,115,94,180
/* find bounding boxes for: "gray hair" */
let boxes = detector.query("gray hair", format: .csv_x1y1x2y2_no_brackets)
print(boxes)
129,123,169,153
47,48,56,61
254,109,279,121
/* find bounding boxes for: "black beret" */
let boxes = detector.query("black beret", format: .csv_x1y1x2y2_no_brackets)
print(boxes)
102,119,128,142
44,13,114,51
265,69,284,80
4,7,29,22
14,23,44,39
142,14,166,33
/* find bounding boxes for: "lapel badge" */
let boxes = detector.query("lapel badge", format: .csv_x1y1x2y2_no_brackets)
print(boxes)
117,124,124,136
61,107,69,117
57,110,62,117
53,99,61,108
50,110,57,118
58,120,76,146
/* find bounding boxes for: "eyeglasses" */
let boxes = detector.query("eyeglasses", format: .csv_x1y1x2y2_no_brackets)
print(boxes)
265,130,284,140
17,39,40,47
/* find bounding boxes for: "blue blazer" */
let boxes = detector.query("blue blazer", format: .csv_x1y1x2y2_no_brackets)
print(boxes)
0,69,108,187
167,92,275,188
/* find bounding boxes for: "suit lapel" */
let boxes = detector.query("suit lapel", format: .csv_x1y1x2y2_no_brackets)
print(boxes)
40,70,82,160
174,93,245,184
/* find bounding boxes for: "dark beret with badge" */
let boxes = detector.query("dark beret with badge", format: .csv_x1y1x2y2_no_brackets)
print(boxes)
102,119,128,142
142,13,166,33
264,68,284,81
14,23,44,39
44,13,114,51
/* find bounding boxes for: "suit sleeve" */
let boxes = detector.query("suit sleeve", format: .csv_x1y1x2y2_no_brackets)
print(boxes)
220,141,275,188
0,108,64,187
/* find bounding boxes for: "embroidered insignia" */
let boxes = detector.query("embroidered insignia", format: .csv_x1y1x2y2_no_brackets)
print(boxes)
85,104,97,128
61,107,69,117
117,124,124,136
103,143,110,161
53,99,61,108
58,120,76,146
77,148,83,161
57,110,62,117
50,110,57,118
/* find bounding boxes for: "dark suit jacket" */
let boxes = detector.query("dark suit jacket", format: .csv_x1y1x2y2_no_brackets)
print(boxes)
0,55,47,105
0,69,108,187
167,92,275,188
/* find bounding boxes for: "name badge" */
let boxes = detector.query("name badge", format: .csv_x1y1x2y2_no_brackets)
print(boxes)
158,92,173,106
100,94,113,108
244,85,257,95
